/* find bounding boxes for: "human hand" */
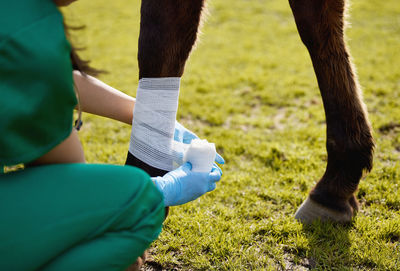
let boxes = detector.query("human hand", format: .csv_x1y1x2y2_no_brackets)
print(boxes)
174,121,225,164
152,162,222,206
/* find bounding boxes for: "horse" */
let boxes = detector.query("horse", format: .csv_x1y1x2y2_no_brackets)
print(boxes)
125,0,375,223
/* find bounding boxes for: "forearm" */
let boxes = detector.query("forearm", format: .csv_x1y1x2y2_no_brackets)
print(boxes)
73,71,135,125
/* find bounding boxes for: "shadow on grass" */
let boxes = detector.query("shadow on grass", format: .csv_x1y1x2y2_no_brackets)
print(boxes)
298,221,354,270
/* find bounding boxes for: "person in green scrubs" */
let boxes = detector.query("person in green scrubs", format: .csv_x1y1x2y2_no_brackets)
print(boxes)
0,1,222,270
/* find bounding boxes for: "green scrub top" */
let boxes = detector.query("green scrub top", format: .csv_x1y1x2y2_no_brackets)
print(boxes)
0,0,77,167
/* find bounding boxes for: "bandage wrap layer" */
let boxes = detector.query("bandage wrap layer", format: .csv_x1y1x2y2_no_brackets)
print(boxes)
129,78,183,171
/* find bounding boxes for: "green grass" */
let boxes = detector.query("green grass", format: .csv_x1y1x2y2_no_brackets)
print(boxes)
65,0,400,270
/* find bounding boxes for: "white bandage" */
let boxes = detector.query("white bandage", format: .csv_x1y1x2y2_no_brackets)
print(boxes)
183,139,216,172
129,77,182,171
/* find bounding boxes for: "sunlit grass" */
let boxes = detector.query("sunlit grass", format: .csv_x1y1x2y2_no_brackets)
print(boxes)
65,0,400,269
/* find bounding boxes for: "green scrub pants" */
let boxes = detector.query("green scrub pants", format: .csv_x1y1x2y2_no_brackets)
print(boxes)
0,164,164,271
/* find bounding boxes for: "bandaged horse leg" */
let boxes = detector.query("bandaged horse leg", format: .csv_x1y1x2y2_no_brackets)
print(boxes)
289,0,374,223
125,0,206,177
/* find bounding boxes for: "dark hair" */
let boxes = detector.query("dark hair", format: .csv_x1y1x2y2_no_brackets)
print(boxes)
62,21,104,130
63,23,104,76
53,1,99,74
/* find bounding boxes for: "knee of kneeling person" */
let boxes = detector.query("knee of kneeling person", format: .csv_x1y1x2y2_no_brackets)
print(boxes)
69,163,165,234
92,165,165,243
123,167,165,242
118,166,165,222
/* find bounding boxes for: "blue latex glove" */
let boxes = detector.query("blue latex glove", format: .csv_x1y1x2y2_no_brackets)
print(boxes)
152,162,222,206
174,121,225,164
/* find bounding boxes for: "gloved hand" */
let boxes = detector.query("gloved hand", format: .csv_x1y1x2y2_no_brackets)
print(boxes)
174,121,225,164
152,162,222,206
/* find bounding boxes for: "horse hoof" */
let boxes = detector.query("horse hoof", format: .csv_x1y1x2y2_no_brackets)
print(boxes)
295,197,353,223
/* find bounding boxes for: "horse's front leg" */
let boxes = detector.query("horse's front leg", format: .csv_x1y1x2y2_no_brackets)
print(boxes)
289,0,374,223
125,0,206,177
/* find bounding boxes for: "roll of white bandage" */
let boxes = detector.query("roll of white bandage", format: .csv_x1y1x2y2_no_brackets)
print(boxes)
183,139,216,172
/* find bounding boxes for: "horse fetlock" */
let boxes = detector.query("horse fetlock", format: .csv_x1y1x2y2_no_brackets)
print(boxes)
326,130,374,177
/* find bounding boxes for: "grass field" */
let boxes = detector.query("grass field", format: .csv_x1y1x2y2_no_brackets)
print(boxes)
65,0,400,270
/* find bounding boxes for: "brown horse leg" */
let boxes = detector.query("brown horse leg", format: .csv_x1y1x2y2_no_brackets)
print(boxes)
125,0,206,177
289,0,374,223
125,2,206,267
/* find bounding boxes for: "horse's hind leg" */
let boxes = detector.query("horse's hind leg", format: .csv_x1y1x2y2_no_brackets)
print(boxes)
125,0,206,177
289,0,374,223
